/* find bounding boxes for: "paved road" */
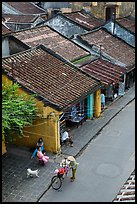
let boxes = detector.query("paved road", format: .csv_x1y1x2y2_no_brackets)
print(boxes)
39,100,135,202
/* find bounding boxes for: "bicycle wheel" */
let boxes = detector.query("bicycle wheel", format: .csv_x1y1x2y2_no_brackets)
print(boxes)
51,175,62,190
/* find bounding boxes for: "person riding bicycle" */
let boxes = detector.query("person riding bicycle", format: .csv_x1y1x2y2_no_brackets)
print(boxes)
67,156,79,182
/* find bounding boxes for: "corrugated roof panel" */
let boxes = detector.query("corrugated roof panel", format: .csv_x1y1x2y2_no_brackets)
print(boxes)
80,58,126,86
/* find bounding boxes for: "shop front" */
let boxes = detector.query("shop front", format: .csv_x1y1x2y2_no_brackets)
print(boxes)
59,89,101,133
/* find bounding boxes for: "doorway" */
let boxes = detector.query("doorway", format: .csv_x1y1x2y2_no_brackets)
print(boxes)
105,6,116,21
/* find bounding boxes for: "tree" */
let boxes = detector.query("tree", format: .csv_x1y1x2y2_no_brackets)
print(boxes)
2,83,38,142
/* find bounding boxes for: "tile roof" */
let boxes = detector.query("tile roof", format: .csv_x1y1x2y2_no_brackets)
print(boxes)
64,10,104,30
46,13,89,39
103,21,135,47
116,17,135,33
12,25,90,62
2,45,100,111
5,2,46,15
2,23,12,35
79,28,135,69
80,58,127,86
2,14,40,23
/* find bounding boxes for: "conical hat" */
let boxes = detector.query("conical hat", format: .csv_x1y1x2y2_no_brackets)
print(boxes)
67,156,75,162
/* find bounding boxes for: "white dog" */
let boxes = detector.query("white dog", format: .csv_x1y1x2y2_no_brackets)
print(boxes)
27,168,40,178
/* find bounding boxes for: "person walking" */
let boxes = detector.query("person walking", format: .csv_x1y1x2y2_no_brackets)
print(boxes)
67,156,79,182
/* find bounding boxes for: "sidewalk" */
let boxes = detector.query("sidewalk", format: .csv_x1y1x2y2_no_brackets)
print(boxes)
61,84,135,157
2,84,135,202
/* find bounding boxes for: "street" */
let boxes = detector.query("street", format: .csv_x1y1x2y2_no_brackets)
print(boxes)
39,100,135,202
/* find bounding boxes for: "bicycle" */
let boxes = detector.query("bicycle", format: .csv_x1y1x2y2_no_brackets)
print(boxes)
51,157,70,190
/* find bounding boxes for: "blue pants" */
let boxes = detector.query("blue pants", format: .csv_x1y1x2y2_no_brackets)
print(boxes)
32,146,44,158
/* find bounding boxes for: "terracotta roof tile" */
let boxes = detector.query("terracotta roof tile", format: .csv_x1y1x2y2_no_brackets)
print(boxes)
45,13,89,39
2,46,100,110
80,29,135,69
5,2,46,15
2,14,40,23
117,18,135,33
13,25,89,62
2,23,12,35
64,10,104,30
81,58,127,86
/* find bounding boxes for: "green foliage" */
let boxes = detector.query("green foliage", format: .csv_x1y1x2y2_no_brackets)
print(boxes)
72,54,91,64
2,83,38,142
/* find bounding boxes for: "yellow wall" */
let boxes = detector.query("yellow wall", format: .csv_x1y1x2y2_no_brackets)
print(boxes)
90,2,135,20
2,74,62,154
94,89,101,118
90,2,120,20
13,108,61,153
61,8,72,13
2,74,13,85
2,141,7,155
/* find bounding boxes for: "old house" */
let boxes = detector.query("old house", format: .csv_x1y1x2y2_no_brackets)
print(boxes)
2,2,47,32
2,45,101,154
103,19,135,47
2,2,47,16
37,10,106,39
89,2,135,21
37,13,90,39
2,13,45,31
79,58,127,104
11,25,91,63
63,9,134,48
73,28,135,90
2,33,29,57
116,15,135,34
67,2,135,21
63,9,105,30
37,2,72,18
